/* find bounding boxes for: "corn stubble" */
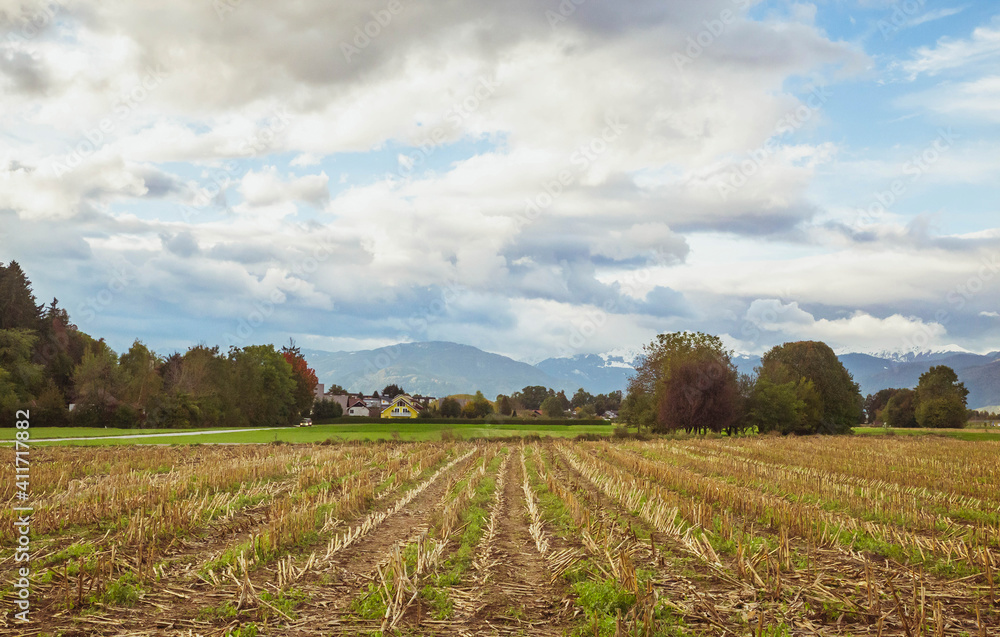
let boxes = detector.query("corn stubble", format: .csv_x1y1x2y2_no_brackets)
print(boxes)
4,436,998,636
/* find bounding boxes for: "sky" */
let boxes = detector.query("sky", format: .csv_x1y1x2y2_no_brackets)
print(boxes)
1,0,999,363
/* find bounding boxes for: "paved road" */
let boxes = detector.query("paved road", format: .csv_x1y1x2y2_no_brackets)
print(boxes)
30,427,285,442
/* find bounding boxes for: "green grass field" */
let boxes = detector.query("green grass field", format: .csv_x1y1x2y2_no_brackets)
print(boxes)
4,421,616,446
6,423,999,446
853,426,1000,441
11,426,238,438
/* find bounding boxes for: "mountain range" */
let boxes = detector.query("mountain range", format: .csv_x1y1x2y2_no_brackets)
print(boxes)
302,342,1000,409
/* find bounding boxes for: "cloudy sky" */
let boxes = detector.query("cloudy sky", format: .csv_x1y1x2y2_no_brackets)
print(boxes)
2,0,999,362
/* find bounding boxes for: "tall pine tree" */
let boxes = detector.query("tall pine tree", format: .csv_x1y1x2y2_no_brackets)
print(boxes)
0,261,42,330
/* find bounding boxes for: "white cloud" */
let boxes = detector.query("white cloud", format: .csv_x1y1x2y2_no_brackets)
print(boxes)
904,75,1000,121
744,299,947,351
3,0,998,362
901,20,1000,79
239,167,329,208
909,7,968,29
290,153,321,167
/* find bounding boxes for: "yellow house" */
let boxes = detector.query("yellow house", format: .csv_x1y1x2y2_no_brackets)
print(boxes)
381,395,421,419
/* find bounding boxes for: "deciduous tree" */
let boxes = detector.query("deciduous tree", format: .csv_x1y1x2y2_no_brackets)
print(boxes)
381,384,405,399
461,391,494,418
758,341,862,434
914,366,968,428
882,389,918,428
540,394,564,418
281,340,319,417
625,331,739,434
439,397,461,418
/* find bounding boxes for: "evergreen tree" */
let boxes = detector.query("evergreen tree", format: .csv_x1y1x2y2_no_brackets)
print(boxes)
0,261,42,330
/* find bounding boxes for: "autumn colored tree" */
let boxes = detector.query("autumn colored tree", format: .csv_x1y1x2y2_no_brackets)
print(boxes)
461,391,494,418
281,340,319,417
656,350,739,434
232,345,299,426
624,331,739,434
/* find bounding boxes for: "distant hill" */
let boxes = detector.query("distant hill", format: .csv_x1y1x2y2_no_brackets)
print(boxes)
302,341,563,399
303,341,1000,408
849,351,1000,409
534,353,635,394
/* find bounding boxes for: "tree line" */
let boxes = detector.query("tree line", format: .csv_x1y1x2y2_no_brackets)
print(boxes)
0,262,318,428
621,331,974,435
863,366,974,428
620,332,864,435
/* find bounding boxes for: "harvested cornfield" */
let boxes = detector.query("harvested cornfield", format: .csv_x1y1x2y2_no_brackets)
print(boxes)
2,436,998,636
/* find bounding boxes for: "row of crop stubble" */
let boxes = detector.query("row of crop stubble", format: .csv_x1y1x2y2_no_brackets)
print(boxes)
1,436,997,635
